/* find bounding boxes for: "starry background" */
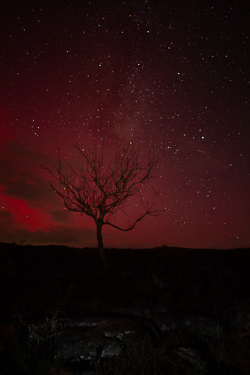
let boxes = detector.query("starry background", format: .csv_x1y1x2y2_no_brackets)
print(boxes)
0,0,249,249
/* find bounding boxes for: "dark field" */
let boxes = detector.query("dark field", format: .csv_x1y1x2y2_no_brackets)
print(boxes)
0,243,250,374
1,243,249,320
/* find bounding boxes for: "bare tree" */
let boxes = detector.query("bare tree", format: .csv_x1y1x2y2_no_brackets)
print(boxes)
41,142,167,266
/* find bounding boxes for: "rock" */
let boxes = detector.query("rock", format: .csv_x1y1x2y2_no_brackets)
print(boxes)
174,347,208,373
24,306,226,374
150,312,223,341
58,330,105,362
27,315,148,364
182,315,223,341
150,311,185,334
99,341,122,359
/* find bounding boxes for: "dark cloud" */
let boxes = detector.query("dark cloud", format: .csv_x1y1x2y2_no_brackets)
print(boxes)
0,139,58,207
0,222,96,248
0,205,133,249
50,210,73,223
0,211,18,243
0,210,14,219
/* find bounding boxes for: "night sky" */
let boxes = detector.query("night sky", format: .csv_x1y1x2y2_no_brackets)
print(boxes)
0,0,249,249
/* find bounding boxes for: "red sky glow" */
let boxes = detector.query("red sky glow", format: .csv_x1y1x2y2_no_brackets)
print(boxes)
0,0,249,249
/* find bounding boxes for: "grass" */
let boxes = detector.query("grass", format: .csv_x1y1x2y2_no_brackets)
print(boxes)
0,243,250,374
95,335,175,375
1,314,250,375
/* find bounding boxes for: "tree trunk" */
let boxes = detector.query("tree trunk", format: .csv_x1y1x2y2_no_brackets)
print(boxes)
96,220,107,269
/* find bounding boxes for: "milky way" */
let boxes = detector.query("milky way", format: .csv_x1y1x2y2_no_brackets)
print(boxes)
0,0,249,249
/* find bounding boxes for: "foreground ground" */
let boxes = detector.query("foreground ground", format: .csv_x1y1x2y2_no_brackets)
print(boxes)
0,243,250,374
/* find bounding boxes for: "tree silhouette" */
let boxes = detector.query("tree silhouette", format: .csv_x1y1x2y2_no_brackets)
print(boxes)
41,142,167,266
